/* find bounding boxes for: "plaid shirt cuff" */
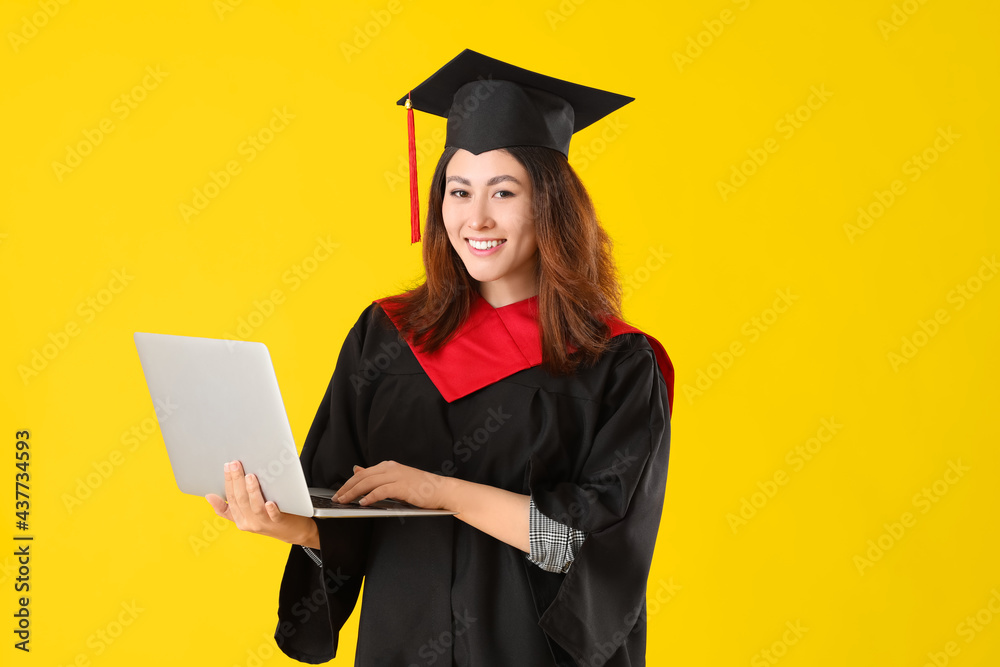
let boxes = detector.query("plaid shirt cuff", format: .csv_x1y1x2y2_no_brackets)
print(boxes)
526,496,587,574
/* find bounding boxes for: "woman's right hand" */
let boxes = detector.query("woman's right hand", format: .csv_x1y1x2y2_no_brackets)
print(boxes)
205,460,320,548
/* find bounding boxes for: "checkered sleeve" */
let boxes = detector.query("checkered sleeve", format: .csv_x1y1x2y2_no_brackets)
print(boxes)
526,496,587,574
300,545,323,567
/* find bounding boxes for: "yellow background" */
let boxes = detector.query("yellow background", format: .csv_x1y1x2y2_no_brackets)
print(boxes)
2,0,998,665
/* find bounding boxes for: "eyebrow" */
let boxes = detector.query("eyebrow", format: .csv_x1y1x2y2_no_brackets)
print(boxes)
445,175,522,186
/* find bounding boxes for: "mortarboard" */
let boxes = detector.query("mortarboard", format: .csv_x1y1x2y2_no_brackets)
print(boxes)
397,49,634,243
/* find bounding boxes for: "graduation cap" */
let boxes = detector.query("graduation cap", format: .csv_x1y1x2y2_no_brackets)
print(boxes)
398,49,634,243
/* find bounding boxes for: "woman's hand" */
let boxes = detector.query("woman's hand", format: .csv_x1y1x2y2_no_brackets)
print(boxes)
205,460,319,548
337,460,530,553
335,461,451,509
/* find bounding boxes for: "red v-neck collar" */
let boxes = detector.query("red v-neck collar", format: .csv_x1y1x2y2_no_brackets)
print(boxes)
375,294,674,415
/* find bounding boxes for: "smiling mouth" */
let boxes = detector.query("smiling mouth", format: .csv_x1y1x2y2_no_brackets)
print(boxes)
468,239,507,250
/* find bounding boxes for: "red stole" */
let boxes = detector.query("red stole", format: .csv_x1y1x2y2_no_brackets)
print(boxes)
376,295,674,416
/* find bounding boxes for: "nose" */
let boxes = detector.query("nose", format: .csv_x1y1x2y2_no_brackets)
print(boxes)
467,196,494,231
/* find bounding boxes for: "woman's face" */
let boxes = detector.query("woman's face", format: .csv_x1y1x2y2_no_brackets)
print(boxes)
442,148,538,308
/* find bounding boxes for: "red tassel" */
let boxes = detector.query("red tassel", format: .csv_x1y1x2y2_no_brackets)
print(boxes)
406,92,421,244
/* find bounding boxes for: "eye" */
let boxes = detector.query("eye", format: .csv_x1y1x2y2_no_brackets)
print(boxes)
449,189,469,198
493,190,515,199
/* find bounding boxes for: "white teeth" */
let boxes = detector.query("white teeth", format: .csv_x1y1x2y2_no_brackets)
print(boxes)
469,239,504,250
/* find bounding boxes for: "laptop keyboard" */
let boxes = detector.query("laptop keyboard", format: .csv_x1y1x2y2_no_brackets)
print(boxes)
310,495,417,510
311,495,357,509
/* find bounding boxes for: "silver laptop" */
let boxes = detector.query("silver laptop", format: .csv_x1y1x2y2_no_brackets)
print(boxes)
134,332,455,519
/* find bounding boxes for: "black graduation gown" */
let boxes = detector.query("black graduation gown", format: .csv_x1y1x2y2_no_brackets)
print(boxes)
274,298,672,666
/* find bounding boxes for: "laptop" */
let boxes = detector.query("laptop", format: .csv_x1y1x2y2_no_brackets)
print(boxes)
134,332,455,519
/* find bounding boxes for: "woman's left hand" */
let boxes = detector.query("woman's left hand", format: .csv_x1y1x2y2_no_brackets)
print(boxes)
335,461,452,509
338,460,531,552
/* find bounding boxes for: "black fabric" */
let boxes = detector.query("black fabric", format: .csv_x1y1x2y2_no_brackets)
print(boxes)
446,80,575,156
274,302,671,666
398,49,634,157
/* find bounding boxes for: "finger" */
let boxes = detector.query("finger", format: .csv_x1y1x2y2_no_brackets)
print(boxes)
225,461,247,525
338,462,404,502
229,460,252,506
340,472,396,503
333,477,355,500
264,500,282,522
334,464,370,499
358,483,397,505
246,473,278,522
336,472,382,502
222,461,235,505
205,493,233,521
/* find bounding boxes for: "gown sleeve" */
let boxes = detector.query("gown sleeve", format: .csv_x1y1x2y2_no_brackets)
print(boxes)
273,312,375,664
524,336,672,666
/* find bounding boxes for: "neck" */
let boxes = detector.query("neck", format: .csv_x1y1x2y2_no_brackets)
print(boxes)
477,278,539,308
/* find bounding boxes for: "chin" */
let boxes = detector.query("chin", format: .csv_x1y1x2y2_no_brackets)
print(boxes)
465,268,502,284
457,259,497,283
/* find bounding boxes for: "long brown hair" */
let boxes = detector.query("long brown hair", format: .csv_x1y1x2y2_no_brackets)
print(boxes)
382,145,622,374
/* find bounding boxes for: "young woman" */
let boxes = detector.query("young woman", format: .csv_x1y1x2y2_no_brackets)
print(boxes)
206,50,674,666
